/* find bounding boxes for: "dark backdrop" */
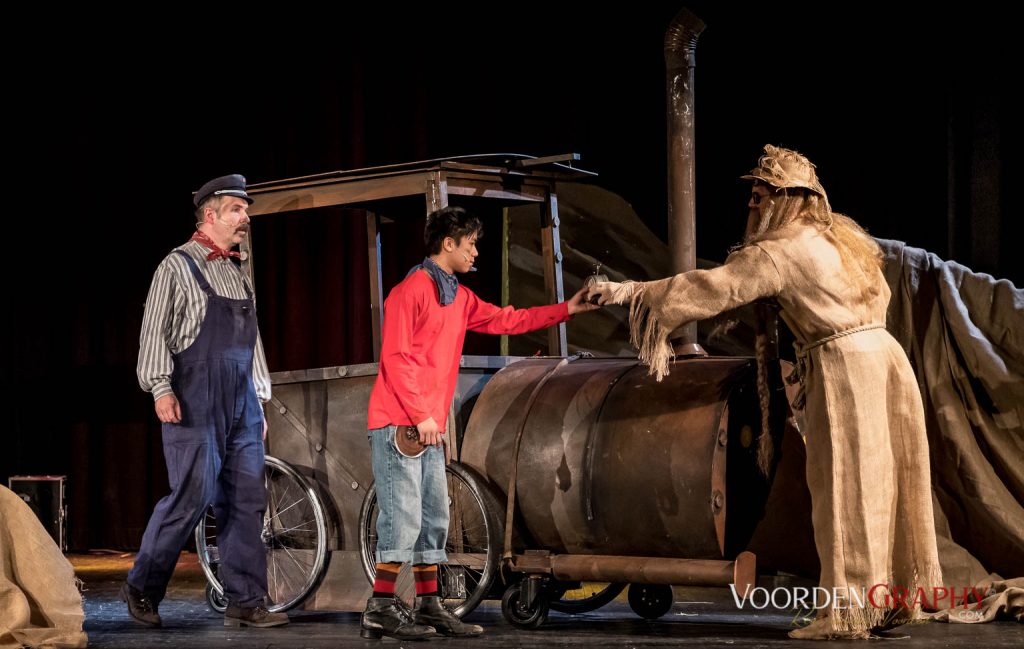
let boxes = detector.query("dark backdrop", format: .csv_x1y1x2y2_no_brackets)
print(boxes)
3,5,1015,549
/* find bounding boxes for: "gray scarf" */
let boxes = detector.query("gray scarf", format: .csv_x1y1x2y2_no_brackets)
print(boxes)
413,257,459,306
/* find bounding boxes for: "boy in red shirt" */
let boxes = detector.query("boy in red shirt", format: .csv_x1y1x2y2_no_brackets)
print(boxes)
361,206,597,640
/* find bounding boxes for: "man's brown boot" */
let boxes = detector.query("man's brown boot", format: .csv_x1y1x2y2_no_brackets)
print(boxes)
223,602,290,628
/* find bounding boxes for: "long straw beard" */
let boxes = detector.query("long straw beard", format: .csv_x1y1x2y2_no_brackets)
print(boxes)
745,200,776,242
744,193,811,243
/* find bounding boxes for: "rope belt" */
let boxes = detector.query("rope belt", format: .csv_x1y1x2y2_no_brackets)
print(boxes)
787,324,885,410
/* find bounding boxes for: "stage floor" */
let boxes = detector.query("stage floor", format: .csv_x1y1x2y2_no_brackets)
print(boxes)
73,552,1023,648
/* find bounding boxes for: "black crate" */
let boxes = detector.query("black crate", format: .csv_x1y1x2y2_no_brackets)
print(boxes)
8,475,67,551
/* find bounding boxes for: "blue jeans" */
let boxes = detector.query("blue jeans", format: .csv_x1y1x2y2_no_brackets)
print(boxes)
369,425,449,564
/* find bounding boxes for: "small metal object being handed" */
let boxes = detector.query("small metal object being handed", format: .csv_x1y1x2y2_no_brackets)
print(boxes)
583,262,609,305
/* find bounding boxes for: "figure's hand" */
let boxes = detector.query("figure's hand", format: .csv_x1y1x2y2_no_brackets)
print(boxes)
585,281,636,306
155,394,182,423
416,417,443,446
566,286,601,315
262,415,268,441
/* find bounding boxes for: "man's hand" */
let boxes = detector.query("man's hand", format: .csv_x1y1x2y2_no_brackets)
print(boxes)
566,286,601,315
155,394,182,423
262,416,268,441
416,417,443,446
585,281,636,306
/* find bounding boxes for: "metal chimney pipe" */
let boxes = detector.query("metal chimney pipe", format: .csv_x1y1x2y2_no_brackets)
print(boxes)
665,8,705,346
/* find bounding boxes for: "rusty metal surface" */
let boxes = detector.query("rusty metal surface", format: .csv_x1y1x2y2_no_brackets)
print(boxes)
732,551,757,596
664,8,705,345
548,554,741,587
460,356,765,561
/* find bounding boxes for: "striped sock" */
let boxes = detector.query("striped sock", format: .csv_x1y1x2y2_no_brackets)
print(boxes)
372,562,401,598
413,564,439,597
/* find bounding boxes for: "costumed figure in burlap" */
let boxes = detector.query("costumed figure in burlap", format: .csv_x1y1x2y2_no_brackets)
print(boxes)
588,145,943,639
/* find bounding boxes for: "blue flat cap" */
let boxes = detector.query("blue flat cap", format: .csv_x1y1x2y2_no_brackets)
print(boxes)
193,174,254,207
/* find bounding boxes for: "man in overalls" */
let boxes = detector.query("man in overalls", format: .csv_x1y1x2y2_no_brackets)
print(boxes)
128,174,287,628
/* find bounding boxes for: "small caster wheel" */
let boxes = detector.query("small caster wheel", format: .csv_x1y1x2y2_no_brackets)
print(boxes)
627,583,674,620
501,582,550,629
205,582,228,613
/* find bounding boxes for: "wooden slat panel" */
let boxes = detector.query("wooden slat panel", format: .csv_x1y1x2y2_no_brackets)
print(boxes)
248,173,433,216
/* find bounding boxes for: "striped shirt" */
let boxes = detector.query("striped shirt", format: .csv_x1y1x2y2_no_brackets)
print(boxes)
137,239,271,403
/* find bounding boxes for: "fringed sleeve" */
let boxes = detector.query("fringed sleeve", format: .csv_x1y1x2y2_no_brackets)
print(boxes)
629,244,783,380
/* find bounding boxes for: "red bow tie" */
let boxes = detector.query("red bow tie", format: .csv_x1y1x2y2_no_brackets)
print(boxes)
191,231,241,261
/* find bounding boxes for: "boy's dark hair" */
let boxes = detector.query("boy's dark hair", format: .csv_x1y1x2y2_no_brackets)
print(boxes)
424,206,483,254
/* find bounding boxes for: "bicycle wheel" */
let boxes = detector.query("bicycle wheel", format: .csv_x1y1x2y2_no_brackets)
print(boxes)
358,462,502,618
195,455,328,612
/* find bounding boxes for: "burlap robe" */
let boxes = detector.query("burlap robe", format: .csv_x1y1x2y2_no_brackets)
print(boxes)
801,328,941,631
0,485,87,649
618,223,943,633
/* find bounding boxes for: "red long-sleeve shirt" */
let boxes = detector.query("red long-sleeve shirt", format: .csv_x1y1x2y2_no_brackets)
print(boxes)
367,269,570,432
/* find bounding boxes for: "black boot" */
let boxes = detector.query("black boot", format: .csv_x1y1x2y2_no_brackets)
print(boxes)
120,582,162,628
360,597,437,640
414,596,484,637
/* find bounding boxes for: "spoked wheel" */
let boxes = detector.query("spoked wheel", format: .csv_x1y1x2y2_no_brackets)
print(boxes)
627,583,675,620
359,462,502,618
549,582,626,614
501,580,550,629
195,455,328,613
